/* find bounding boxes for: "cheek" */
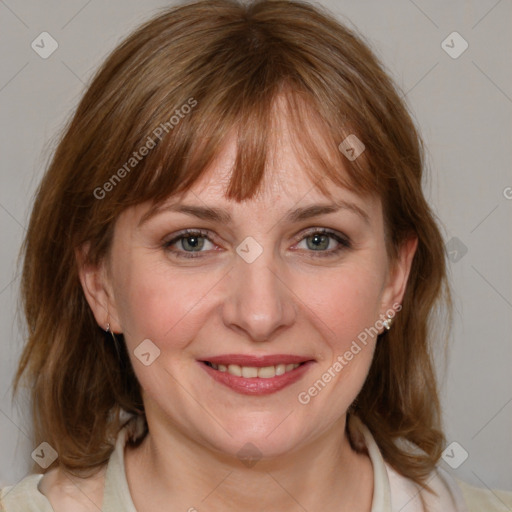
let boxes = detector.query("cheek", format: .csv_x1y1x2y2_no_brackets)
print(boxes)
292,259,386,408
113,255,218,353
298,263,385,348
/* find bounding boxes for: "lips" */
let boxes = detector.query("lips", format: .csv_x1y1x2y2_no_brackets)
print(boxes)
201,354,311,367
198,354,315,395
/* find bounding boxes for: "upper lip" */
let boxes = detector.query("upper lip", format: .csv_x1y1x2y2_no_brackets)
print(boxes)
200,354,314,367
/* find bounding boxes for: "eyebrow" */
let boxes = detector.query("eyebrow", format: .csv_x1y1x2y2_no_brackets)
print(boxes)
138,200,370,228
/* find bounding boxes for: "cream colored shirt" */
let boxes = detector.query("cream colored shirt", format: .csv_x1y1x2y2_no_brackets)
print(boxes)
1,417,511,511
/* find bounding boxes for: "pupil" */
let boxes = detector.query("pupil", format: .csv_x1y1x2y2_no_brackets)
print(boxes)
183,236,204,251
308,234,328,251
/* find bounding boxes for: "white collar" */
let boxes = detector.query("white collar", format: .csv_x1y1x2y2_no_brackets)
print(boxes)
102,415,466,512
103,415,392,511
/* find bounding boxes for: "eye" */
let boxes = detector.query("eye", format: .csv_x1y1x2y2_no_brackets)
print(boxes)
163,227,351,260
163,229,217,259
294,228,351,257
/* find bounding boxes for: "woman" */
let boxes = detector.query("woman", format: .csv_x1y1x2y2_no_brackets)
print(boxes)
1,0,510,510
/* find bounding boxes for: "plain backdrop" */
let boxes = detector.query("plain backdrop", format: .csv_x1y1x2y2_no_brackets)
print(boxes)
1,0,511,494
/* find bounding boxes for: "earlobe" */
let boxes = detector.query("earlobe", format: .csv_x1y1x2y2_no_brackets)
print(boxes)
75,243,122,333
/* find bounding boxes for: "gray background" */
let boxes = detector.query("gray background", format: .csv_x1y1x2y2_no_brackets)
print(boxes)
1,0,511,496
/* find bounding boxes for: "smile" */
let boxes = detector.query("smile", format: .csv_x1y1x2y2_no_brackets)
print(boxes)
198,357,314,395
204,361,303,378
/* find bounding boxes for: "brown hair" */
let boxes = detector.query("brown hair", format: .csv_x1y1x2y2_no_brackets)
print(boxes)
15,0,451,495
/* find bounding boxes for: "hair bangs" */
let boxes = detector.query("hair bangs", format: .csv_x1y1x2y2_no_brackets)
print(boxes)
106,81,383,222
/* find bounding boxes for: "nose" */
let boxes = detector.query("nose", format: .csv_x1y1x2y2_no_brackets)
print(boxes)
221,248,297,343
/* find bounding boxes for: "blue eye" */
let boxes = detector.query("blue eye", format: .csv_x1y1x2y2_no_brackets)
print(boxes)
163,229,215,259
295,229,351,257
163,228,351,259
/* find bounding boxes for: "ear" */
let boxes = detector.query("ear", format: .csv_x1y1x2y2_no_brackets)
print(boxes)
75,243,123,333
379,235,418,313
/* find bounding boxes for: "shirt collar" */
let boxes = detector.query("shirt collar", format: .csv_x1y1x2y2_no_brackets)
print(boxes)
103,415,393,512
349,414,393,511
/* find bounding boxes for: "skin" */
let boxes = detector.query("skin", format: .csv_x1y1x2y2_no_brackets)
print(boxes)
42,108,417,511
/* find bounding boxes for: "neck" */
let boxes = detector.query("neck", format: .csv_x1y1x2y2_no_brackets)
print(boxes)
125,412,373,512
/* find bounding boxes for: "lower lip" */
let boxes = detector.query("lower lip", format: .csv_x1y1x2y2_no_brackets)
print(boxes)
198,361,314,395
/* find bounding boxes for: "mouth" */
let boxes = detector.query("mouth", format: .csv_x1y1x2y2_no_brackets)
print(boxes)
198,355,315,395
202,360,305,378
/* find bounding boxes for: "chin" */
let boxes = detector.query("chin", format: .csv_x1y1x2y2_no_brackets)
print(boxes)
202,413,311,460
208,432,300,463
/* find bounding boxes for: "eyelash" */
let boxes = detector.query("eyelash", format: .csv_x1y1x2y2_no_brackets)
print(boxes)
162,228,352,260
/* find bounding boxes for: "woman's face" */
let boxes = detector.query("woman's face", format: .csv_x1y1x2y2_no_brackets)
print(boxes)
81,122,416,461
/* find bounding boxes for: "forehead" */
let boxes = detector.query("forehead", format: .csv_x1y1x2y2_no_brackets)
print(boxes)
123,92,383,228
183,93,337,195
178,129,377,213
127,132,381,233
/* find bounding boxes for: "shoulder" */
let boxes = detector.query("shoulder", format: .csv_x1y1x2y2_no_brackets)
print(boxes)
386,461,512,512
454,477,512,512
1,474,51,512
0,417,140,512
433,468,512,512
1,465,106,512
39,465,107,511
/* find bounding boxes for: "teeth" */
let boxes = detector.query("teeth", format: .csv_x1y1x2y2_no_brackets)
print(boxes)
227,364,242,377
275,364,286,376
258,366,277,378
208,362,301,378
241,366,258,378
